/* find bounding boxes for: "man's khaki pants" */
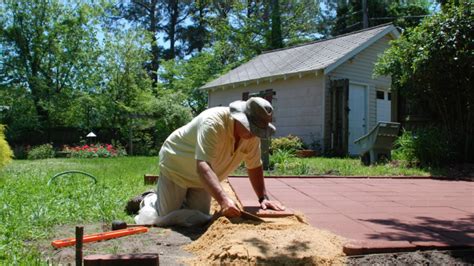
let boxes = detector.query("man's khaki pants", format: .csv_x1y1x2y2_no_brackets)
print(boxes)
137,174,211,227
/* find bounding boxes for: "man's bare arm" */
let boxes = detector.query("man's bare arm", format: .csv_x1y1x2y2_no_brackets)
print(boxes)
248,166,285,210
196,160,240,217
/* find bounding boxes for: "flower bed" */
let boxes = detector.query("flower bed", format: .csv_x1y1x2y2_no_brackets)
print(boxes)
62,144,127,158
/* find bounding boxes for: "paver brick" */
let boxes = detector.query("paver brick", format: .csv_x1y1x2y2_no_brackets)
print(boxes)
289,205,340,214
243,206,294,217
343,240,416,255
229,176,474,254
83,253,159,266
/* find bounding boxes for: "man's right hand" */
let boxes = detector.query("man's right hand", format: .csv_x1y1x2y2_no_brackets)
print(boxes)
196,160,241,218
220,197,241,218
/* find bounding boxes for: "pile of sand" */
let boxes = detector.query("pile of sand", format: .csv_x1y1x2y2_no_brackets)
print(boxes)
184,180,346,265
185,215,346,265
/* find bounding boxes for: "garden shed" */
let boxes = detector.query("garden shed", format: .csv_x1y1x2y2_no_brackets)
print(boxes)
201,24,400,156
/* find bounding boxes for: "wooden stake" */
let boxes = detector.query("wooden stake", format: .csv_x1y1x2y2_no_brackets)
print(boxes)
76,226,83,266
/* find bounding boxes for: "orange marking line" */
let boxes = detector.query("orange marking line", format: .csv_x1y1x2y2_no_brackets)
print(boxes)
51,227,148,248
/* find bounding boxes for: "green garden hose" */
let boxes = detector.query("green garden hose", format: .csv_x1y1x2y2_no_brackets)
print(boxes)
47,170,98,186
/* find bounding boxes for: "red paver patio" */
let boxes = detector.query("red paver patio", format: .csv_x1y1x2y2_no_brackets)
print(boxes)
228,176,474,255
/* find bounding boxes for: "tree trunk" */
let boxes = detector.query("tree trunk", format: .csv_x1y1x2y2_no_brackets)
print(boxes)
270,0,282,49
166,0,179,60
262,0,271,48
148,0,160,87
197,1,205,52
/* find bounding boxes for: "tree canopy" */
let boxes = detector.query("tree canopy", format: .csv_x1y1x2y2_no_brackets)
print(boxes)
330,0,433,35
375,2,473,162
1,0,443,156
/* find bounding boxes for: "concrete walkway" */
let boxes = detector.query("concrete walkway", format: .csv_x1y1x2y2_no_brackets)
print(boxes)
229,177,474,255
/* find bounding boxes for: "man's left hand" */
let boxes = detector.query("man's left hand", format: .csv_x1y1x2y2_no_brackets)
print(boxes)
260,199,285,211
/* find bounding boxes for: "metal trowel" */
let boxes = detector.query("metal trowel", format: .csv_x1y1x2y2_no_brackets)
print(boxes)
239,208,266,222
212,207,266,222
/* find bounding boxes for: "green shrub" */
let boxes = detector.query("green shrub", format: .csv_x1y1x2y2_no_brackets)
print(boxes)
270,135,304,154
270,149,294,168
392,130,418,166
0,125,13,168
275,160,311,175
152,96,193,146
393,128,452,167
269,149,311,175
12,145,28,159
132,132,158,156
27,144,55,160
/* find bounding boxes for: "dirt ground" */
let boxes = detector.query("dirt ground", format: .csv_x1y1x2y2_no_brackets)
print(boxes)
346,249,474,265
37,180,474,265
39,223,200,265
38,220,474,265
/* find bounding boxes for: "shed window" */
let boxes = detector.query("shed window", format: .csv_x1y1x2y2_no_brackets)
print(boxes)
388,92,392,101
376,90,385,100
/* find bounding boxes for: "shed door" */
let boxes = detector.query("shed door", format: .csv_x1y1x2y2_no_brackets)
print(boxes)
348,84,367,155
376,90,391,122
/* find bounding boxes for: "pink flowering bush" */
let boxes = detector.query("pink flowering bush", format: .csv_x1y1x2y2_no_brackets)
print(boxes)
63,143,127,158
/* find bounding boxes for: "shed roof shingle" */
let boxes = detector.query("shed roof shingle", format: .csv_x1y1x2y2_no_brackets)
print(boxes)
202,24,398,90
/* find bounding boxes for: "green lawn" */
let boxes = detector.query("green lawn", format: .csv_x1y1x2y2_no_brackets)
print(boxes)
0,157,158,264
0,156,431,264
265,157,431,176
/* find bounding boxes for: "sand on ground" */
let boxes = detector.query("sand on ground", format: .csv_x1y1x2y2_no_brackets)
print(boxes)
183,181,346,265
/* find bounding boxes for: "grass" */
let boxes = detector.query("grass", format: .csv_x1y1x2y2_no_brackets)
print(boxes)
0,157,158,264
0,156,431,264
271,157,432,176
236,156,432,176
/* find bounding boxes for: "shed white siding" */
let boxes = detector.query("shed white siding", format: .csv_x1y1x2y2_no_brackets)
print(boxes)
328,35,393,133
208,74,325,145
